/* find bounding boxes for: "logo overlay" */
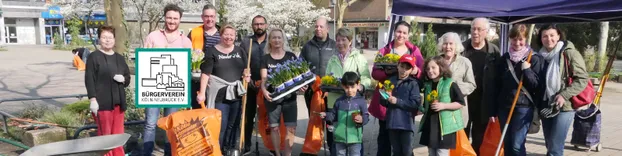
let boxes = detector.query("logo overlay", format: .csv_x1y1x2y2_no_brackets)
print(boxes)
135,48,191,108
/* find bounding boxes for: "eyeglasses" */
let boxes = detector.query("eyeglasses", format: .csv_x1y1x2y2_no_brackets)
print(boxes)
253,23,266,26
471,27,487,32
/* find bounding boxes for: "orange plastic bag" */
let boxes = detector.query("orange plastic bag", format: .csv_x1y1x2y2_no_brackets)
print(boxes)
301,76,325,154
480,117,504,156
449,129,476,156
73,55,85,71
256,82,287,151
157,104,222,156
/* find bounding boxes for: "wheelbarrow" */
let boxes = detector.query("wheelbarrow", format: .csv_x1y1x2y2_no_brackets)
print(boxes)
18,133,130,156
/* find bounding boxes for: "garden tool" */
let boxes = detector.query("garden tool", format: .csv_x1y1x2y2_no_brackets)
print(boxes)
233,39,253,156
495,52,533,156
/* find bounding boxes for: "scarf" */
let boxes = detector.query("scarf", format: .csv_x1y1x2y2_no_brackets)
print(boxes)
539,41,564,100
509,46,530,62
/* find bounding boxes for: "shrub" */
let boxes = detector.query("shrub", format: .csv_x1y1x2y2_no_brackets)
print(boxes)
420,24,438,59
19,104,52,119
62,100,90,115
124,88,144,121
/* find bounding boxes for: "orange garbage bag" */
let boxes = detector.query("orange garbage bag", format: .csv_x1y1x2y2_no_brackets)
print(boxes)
480,117,504,156
449,129,476,156
256,81,287,151
157,103,222,156
73,55,85,71
301,76,325,154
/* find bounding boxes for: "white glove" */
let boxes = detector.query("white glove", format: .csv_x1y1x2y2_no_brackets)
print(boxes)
521,62,531,70
90,98,99,116
113,74,125,83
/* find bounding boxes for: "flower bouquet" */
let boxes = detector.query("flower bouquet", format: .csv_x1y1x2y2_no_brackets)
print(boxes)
320,73,344,93
378,80,395,99
266,58,316,101
426,90,439,103
374,53,401,69
191,49,204,79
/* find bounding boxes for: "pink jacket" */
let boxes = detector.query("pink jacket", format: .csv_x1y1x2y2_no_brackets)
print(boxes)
368,41,424,120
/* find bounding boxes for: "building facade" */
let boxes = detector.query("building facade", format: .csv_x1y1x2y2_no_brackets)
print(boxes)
321,0,392,50
0,0,47,45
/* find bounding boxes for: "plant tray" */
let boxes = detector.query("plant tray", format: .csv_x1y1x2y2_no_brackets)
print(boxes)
374,63,398,69
271,76,316,101
320,85,344,93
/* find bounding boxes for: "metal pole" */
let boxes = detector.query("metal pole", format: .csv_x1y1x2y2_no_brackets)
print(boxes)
2,115,7,133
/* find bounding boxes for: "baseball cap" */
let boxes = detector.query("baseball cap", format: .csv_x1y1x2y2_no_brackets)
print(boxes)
399,55,416,68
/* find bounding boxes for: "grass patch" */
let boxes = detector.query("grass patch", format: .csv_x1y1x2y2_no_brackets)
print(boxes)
39,111,85,128
52,45,96,52
0,46,7,51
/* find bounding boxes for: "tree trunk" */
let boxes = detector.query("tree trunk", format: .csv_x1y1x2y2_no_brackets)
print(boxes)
596,22,609,71
105,0,128,54
527,24,535,44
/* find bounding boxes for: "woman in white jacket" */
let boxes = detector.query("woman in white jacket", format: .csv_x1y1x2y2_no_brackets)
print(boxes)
438,32,477,126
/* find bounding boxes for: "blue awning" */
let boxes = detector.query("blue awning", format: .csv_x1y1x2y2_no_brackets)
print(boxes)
392,0,622,23
42,6,63,19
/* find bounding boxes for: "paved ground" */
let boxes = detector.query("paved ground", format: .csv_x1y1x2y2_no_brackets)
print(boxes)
1,46,622,155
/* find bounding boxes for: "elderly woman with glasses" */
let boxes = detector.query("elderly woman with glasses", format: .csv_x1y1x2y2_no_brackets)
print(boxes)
437,32,476,127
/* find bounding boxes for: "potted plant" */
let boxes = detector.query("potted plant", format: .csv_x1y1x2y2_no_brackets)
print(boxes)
191,49,204,79
378,80,395,99
320,73,342,92
374,53,401,69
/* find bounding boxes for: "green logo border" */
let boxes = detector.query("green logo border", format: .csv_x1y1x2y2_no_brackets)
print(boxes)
134,48,192,108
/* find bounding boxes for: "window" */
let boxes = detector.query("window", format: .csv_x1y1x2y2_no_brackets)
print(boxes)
4,18,16,25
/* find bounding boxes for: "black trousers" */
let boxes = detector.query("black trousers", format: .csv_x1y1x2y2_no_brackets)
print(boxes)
465,93,487,156
377,120,392,156
243,88,258,151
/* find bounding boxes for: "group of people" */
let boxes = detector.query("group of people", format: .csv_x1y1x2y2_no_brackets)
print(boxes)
83,2,589,156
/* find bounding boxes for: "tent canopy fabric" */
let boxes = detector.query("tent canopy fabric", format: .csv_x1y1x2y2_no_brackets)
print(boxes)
392,0,622,23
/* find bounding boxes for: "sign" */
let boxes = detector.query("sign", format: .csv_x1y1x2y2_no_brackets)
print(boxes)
135,48,192,108
41,6,63,19
344,22,387,28
45,19,62,25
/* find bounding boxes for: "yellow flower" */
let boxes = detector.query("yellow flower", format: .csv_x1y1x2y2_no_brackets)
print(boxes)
426,90,439,102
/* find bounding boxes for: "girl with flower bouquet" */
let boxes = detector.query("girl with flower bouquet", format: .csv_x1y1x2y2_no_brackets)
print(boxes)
419,56,466,156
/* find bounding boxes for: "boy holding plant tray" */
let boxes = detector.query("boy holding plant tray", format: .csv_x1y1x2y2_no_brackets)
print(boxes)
379,55,422,156
319,72,369,156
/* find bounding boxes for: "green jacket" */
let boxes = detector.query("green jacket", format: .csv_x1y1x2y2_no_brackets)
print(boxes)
324,48,372,108
419,77,464,136
547,41,589,112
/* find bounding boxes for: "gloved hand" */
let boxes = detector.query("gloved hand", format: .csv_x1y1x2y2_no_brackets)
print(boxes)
521,61,531,70
90,98,99,116
113,74,125,83
540,102,560,118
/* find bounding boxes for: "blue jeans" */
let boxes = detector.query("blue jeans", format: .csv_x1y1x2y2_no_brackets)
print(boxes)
215,100,241,152
335,143,362,156
498,107,532,156
143,108,178,156
542,111,574,156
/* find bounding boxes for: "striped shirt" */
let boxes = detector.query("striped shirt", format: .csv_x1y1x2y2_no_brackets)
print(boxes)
144,30,192,48
187,30,220,52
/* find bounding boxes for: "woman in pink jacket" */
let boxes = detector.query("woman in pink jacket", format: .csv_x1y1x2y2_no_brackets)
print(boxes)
369,21,424,156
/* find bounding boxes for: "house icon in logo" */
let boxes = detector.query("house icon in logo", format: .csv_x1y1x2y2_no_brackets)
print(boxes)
141,54,185,91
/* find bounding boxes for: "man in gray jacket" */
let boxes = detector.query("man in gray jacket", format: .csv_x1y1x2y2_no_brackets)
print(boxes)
300,16,338,111
299,16,338,156
462,17,500,155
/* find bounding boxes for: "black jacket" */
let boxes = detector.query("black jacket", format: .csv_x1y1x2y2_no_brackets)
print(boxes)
492,52,544,116
300,36,337,77
85,50,131,111
462,39,500,119
240,35,267,82
380,76,421,131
